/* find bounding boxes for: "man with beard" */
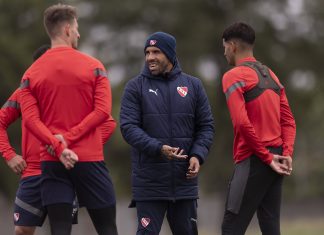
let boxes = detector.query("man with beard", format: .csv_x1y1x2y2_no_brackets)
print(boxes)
120,32,214,235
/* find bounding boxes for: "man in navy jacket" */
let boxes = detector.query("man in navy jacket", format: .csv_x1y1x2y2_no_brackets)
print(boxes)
120,32,214,235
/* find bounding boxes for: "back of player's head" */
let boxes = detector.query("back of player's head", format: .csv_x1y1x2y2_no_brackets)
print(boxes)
44,3,77,39
32,44,50,61
222,22,255,45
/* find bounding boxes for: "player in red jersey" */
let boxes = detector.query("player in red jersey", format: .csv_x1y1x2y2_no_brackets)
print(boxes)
1,44,115,235
220,22,296,235
18,4,117,235
0,45,80,235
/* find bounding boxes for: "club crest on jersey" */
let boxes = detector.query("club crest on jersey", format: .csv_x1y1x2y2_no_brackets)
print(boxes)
141,217,151,228
149,40,157,46
14,213,20,222
177,86,188,97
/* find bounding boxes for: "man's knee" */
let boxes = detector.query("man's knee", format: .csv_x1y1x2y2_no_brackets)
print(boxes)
258,218,280,235
169,217,198,235
15,226,36,235
221,210,240,235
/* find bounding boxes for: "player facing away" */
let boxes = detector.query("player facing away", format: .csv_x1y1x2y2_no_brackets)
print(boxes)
1,44,117,235
220,22,296,235
0,45,69,235
18,4,117,235
120,32,214,235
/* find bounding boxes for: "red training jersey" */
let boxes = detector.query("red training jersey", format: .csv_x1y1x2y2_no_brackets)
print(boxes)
0,88,116,177
222,57,296,164
0,89,41,178
19,46,112,162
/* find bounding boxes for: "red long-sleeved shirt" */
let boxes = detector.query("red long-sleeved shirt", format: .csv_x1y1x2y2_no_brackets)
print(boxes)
0,89,41,178
0,88,117,177
19,46,112,162
222,57,296,164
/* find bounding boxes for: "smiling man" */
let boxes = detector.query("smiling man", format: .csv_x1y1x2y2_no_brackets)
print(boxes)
120,32,214,235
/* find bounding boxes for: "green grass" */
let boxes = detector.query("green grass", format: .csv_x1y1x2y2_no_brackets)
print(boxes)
248,218,324,235
199,217,324,235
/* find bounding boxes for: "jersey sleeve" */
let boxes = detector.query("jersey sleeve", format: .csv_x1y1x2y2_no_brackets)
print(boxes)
0,89,21,161
279,88,296,156
63,66,111,145
222,71,273,164
100,115,117,144
19,75,65,158
268,70,296,157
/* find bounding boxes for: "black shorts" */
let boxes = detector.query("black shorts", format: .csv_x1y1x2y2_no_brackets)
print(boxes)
14,175,78,226
41,161,116,209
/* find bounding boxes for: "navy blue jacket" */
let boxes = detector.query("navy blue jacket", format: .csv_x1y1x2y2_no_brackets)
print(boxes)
120,60,214,201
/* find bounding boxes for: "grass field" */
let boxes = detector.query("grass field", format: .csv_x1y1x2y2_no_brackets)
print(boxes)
199,217,324,235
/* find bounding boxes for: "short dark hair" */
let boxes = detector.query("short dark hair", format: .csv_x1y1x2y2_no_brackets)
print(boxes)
222,22,255,45
32,44,50,61
43,4,77,38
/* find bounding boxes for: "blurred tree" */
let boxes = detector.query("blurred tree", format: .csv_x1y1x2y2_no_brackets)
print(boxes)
0,0,323,202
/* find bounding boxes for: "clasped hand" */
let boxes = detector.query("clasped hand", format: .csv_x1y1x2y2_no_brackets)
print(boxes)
270,154,293,176
45,134,78,170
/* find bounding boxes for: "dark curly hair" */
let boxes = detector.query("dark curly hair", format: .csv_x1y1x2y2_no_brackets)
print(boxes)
222,22,255,45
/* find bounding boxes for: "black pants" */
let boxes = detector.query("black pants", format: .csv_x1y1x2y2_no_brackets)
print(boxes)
135,200,198,235
222,154,283,235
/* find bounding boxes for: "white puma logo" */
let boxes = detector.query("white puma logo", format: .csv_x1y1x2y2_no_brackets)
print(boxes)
149,89,158,96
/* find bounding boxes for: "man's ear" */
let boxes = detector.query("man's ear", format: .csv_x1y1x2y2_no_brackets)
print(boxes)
64,24,71,37
231,40,238,53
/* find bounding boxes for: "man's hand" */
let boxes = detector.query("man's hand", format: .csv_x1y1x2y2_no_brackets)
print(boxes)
161,145,188,160
186,156,200,179
59,148,78,170
270,154,291,176
282,155,293,174
7,155,27,175
45,134,68,156
55,134,67,146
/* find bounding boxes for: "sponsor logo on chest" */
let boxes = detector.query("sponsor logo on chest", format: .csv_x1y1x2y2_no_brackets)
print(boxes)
177,86,188,97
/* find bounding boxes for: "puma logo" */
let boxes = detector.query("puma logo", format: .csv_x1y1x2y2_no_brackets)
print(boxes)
149,89,158,96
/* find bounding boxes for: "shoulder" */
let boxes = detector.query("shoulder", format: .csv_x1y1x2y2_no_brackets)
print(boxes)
268,68,283,88
125,74,144,92
222,66,249,91
180,72,203,86
74,50,105,69
1,88,21,111
223,66,246,80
